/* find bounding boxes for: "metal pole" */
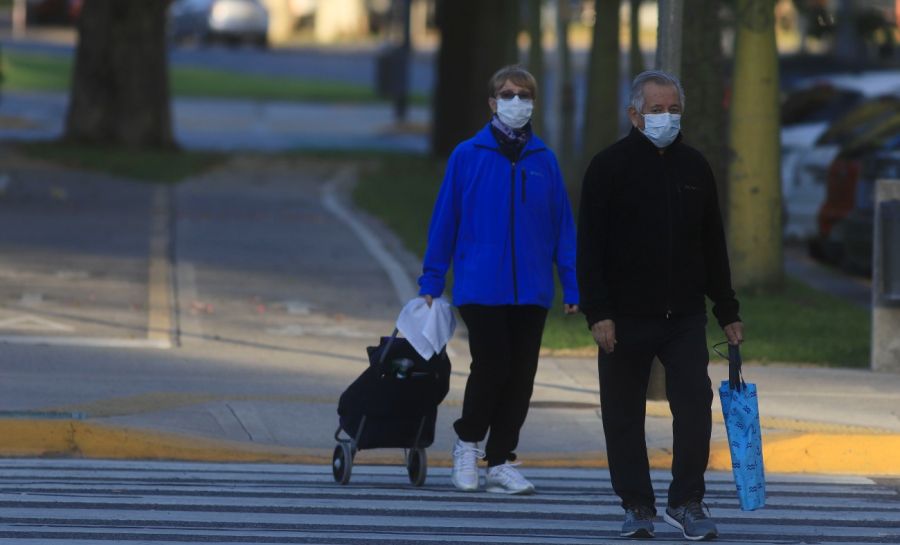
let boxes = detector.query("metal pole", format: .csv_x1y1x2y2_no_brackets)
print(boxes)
395,0,412,122
647,0,684,401
834,0,857,63
556,0,575,184
527,0,544,135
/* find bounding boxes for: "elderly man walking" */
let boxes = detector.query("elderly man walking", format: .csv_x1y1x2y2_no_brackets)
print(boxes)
577,70,744,541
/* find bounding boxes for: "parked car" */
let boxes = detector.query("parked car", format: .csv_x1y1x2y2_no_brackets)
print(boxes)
780,70,900,240
781,83,865,239
169,0,269,48
811,109,900,275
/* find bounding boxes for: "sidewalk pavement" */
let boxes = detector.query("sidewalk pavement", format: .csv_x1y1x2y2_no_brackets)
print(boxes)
2,343,899,477
0,150,898,479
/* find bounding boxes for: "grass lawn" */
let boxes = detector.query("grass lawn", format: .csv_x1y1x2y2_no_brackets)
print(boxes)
1,50,418,104
16,141,225,183
353,153,871,367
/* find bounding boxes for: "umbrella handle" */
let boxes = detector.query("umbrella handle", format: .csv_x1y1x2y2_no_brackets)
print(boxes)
713,341,745,391
728,343,744,391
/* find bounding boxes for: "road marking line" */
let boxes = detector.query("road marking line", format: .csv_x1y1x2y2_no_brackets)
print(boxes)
265,323,374,338
0,314,73,331
321,167,417,306
147,187,175,348
0,336,170,348
176,261,203,340
19,292,43,307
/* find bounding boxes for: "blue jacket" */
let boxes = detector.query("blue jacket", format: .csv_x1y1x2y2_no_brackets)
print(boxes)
418,123,579,308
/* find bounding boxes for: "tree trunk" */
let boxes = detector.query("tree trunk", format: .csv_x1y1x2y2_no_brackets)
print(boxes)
681,0,727,212
64,0,174,149
582,0,619,166
629,0,644,79
527,0,545,136
656,0,683,75
727,0,783,290
431,0,519,156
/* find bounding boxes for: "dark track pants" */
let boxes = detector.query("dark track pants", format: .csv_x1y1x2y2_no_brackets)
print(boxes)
597,313,712,511
454,304,548,467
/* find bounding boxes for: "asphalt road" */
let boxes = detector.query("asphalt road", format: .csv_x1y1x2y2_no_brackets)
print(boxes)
0,153,397,425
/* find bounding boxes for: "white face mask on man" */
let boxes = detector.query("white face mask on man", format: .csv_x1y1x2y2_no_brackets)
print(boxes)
496,96,534,129
641,112,681,148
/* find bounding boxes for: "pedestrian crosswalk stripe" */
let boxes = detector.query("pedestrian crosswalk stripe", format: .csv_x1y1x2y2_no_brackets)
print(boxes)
0,459,896,544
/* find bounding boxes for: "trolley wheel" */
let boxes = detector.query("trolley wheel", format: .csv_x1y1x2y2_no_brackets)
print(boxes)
332,443,353,485
406,448,427,486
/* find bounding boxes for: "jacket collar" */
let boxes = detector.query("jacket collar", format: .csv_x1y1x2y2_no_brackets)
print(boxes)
473,121,547,157
626,125,683,153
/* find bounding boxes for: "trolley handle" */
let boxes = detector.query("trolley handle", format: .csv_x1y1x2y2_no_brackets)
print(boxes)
377,328,400,365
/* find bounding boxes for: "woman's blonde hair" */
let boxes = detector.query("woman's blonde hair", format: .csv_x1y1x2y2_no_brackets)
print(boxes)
488,65,538,99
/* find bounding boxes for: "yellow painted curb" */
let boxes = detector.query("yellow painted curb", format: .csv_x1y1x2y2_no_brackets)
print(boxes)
0,419,324,464
709,432,900,476
2,419,900,476
516,434,900,476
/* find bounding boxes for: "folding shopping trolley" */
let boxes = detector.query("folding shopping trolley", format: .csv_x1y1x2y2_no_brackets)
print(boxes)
332,329,451,486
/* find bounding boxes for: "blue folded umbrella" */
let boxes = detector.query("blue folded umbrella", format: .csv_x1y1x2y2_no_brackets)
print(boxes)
717,343,766,511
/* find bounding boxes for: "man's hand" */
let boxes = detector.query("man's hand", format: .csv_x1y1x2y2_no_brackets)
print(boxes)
724,321,744,345
590,319,616,353
564,304,579,315
423,295,433,307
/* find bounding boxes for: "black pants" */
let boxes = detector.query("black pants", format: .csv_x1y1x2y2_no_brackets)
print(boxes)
455,304,548,467
598,313,712,511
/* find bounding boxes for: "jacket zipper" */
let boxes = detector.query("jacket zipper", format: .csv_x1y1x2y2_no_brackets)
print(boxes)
510,161,519,304
663,152,673,319
475,145,543,306
521,169,527,203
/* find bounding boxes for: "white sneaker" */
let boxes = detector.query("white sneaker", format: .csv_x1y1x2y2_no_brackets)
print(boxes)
451,438,484,491
485,462,535,495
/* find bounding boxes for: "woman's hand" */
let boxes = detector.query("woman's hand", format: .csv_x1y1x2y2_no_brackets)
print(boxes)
423,295,433,307
564,304,578,315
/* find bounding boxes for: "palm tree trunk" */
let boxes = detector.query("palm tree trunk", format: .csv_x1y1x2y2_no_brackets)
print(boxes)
727,0,783,289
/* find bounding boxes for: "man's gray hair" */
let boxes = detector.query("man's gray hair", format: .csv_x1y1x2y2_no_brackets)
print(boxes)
630,70,685,113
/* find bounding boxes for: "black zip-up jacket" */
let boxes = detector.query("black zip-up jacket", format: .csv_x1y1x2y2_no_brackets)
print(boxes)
577,127,740,328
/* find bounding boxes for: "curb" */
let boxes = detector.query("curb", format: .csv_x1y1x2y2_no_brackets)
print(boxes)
1,419,899,476
0,419,322,464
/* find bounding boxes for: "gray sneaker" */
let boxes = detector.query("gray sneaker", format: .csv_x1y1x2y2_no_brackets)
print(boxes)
664,500,718,541
620,505,655,538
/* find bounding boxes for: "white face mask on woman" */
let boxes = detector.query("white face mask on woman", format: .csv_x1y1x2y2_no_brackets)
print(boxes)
641,112,681,148
496,96,534,129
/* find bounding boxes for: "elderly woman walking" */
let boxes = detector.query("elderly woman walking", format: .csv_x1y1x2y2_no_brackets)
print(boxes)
418,65,579,495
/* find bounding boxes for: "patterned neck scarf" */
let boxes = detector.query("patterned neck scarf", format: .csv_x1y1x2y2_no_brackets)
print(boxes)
490,114,532,162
